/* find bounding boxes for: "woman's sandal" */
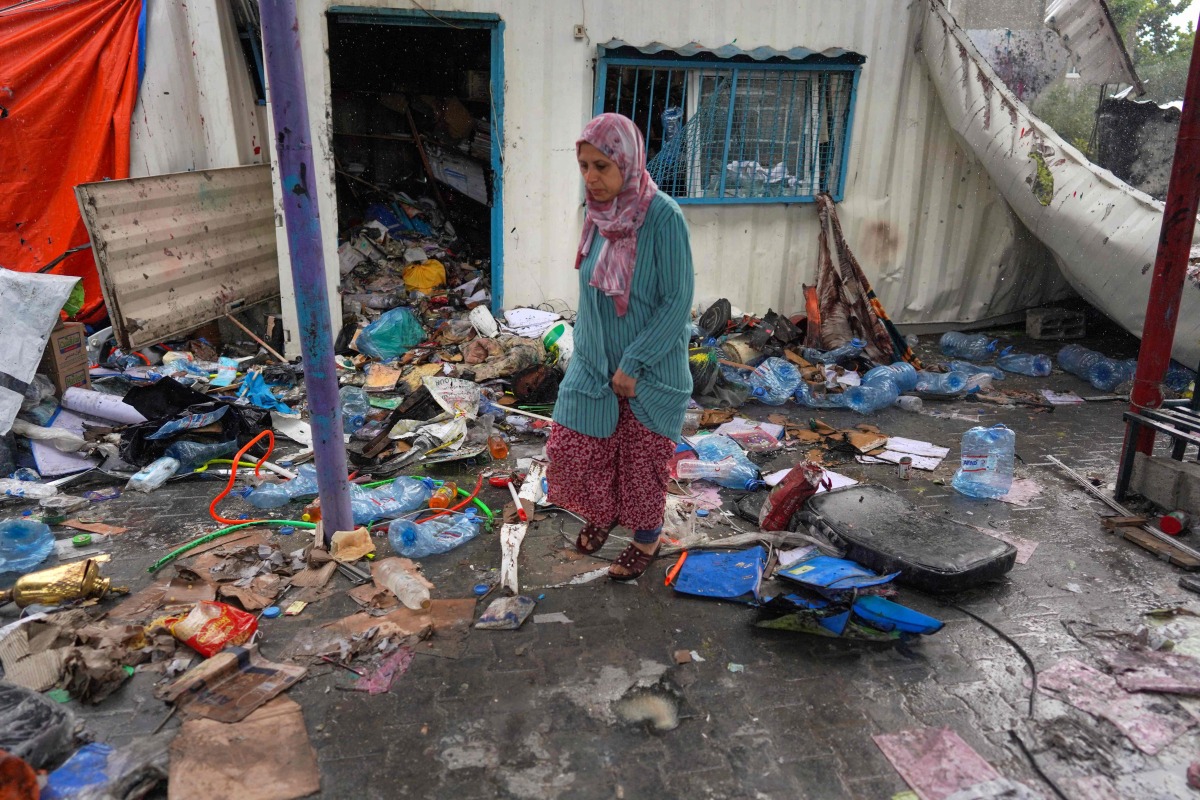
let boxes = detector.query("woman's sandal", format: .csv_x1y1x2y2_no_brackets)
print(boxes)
608,542,662,582
575,522,615,555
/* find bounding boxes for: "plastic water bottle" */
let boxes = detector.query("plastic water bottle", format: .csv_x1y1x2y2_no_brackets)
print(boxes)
844,380,900,414
862,363,919,392
126,456,180,493
952,425,1016,499
373,558,431,610
1057,345,1134,391
949,361,1004,381
0,520,55,574
693,434,745,463
163,440,237,472
801,338,866,365
339,386,371,432
675,457,763,490
247,464,321,508
388,510,482,558
351,478,434,524
914,371,968,395
996,352,1052,377
749,358,801,405
940,332,998,361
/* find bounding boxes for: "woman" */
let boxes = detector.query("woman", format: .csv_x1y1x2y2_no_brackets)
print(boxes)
546,113,694,581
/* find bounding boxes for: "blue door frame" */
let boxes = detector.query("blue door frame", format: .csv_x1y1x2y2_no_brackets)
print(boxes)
327,7,505,312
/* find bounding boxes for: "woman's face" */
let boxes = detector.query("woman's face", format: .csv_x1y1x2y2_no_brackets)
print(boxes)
578,142,624,203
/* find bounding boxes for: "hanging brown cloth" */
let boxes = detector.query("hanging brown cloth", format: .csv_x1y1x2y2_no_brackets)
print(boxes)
807,194,922,368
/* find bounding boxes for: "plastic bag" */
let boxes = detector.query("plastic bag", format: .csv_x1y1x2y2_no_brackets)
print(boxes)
403,259,447,294
355,307,427,360
0,270,80,435
171,601,258,657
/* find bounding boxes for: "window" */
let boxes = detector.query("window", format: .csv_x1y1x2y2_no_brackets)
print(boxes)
594,43,864,203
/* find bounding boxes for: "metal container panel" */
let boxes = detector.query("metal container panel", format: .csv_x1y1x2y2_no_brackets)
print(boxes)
75,165,279,350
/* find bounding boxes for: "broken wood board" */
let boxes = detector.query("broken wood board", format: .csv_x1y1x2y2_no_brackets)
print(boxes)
500,522,527,594
1114,526,1200,570
168,696,319,800
158,645,306,723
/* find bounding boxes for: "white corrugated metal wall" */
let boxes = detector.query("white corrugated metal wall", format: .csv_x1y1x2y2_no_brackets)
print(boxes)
272,0,1072,354
130,0,266,177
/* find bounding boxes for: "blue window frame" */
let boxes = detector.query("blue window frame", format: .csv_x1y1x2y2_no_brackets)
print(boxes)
594,45,864,204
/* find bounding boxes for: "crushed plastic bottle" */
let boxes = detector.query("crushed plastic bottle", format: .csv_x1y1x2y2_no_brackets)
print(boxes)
339,386,371,432
862,363,920,392
749,358,801,405
948,360,1005,381
914,371,968,395
952,425,1015,499
350,477,434,524
894,396,923,412
163,440,237,472
800,338,866,365
674,457,763,490
388,509,482,558
246,464,320,508
125,457,180,493
373,558,432,610
0,519,55,574
996,352,1052,377
1057,345,1136,391
0,479,58,500
939,331,999,361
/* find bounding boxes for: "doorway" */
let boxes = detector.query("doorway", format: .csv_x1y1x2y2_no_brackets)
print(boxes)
326,8,504,312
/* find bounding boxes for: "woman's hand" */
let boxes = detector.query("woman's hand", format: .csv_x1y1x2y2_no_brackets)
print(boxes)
611,368,637,398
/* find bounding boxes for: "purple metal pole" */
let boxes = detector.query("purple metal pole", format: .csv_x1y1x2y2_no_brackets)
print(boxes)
260,0,353,543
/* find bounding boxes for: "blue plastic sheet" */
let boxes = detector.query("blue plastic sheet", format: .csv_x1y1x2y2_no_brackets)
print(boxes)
237,371,294,414
146,406,228,440
672,546,766,603
42,743,114,799
777,555,899,598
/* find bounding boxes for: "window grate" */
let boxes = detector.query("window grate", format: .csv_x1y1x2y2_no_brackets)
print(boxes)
597,58,860,204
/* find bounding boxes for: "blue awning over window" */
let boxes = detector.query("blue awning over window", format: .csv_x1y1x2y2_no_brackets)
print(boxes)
600,39,866,66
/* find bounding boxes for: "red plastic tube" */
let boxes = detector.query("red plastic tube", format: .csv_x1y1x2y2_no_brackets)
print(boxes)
209,430,276,525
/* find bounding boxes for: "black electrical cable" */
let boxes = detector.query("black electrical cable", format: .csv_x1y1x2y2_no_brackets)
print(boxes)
950,602,1038,716
1009,730,1071,800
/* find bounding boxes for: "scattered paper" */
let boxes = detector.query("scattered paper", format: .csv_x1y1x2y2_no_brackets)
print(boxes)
158,646,306,723
533,612,573,624
1038,657,1195,755
1041,389,1085,405
997,478,1043,508
765,467,857,492
873,728,1002,800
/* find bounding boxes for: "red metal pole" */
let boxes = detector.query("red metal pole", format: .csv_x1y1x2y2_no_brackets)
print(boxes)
1127,23,1200,456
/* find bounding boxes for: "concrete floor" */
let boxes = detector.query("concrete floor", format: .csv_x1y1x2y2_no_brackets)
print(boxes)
6,329,1200,799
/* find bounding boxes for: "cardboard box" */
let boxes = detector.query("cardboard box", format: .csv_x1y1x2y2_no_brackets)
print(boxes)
39,321,91,395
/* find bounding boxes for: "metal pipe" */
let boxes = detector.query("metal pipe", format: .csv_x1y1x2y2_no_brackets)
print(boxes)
1126,25,1200,457
259,0,353,544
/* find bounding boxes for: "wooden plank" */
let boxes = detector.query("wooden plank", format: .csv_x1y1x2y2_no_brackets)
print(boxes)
1117,526,1200,570
1102,516,1149,529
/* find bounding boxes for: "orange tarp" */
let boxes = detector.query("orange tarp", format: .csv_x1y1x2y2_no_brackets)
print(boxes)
0,0,144,324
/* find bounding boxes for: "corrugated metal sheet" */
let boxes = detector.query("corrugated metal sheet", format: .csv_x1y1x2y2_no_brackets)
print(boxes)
279,0,1073,344
1044,0,1143,92
129,0,266,178
75,165,279,350
600,39,866,64
923,0,1200,367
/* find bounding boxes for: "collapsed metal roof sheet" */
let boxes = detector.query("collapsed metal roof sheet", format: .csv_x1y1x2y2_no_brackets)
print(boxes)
75,165,279,350
1044,0,1143,93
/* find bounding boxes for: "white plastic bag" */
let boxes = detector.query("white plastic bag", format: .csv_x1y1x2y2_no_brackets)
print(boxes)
0,269,80,435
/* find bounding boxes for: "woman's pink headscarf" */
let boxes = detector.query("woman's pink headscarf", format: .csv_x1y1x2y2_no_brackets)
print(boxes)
575,113,659,317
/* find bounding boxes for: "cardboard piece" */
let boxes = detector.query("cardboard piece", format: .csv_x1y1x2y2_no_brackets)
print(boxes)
40,321,91,396
330,527,373,563
158,645,306,723
168,697,320,800
61,519,128,536
283,607,432,661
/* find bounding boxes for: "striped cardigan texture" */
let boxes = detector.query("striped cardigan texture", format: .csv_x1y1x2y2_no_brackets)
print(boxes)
552,191,695,442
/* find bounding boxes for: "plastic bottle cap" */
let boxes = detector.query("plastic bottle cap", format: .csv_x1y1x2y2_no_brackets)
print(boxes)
473,583,490,596
696,508,710,517
261,606,282,618
278,526,295,536
72,534,92,547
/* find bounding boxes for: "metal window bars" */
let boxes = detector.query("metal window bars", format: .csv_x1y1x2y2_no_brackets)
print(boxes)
604,62,857,203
